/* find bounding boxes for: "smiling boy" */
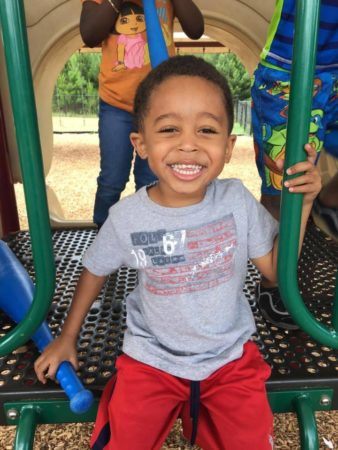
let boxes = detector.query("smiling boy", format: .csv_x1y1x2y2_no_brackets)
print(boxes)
35,56,321,450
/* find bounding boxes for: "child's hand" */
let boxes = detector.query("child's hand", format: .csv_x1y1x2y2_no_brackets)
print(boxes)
281,143,322,205
34,335,78,384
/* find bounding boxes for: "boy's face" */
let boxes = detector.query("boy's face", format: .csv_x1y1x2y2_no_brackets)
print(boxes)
131,76,236,207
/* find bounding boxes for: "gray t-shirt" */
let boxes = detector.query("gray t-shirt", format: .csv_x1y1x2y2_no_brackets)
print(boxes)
83,179,278,380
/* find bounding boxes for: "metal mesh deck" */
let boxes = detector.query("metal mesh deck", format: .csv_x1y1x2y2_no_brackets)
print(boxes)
0,221,337,422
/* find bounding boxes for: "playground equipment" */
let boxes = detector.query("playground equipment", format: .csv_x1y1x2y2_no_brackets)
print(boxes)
143,0,168,66
0,1,337,449
0,0,271,229
0,241,94,414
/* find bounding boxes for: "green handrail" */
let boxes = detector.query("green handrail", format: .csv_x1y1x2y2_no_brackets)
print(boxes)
333,274,338,330
278,0,338,348
0,0,55,355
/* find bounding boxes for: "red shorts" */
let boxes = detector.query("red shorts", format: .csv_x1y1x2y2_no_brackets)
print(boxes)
91,341,273,450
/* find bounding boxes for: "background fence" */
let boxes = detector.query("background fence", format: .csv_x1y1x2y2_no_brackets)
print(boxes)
233,98,252,135
52,94,252,135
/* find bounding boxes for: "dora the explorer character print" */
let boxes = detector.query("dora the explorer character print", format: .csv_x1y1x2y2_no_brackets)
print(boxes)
96,0,175,112
112,1,173,72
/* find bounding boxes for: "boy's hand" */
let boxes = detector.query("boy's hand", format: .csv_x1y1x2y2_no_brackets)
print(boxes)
34,335,78,384
278,143,322,205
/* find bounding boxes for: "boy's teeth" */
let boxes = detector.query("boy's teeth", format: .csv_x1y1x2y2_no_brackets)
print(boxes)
170,164,202,174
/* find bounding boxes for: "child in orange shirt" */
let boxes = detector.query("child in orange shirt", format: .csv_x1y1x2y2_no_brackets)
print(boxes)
80,0,204,227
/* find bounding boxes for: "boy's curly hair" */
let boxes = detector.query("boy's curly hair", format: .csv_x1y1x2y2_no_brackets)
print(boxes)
134,55,234,133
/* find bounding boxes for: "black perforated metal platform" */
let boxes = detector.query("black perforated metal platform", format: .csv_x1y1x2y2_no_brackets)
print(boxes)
0,221,337,423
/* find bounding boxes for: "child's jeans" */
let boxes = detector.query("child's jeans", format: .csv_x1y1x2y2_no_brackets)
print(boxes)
90,341,274,450
93,100,157,227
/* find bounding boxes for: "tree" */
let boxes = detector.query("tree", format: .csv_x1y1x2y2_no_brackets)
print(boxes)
53,53,100,115
202,53,251,100
53,51,251,116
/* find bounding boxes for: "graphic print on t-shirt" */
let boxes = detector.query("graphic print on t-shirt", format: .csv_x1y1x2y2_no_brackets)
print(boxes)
113,0,173,71
130,215,238,296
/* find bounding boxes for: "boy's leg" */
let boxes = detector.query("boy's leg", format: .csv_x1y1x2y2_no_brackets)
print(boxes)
251,65,299,328
91,354,189,450
181,342,273,450
251,63,292,221
313,71,338,239
94,100,134,228
251,66,333,329
251,66,331,217
314,172,338,240
318,172,338,209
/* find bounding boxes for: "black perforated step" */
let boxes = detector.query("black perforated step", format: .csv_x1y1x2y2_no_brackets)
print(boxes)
0,221,337,423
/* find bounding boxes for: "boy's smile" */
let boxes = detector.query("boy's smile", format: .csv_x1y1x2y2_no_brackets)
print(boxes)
169,163,204,180
131,76,236,207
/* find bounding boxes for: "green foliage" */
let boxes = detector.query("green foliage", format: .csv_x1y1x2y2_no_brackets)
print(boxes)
53,52,100,116
201,53,251,100
53,51,251,116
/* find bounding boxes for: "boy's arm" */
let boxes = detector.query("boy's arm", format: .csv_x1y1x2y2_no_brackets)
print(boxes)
80,0,123,47
252,143,321,284
34,268,107,383
171,0,204,40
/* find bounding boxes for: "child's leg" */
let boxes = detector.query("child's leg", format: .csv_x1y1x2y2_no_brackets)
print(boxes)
94,100,134,227
134,154,157,191
91,354,189,450
320,71,338,209
181,342,273,450
251,64,291,219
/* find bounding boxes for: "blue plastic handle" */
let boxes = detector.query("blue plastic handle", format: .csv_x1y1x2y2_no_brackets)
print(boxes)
143,0,169,67
56,362,94,413
0,240,94,413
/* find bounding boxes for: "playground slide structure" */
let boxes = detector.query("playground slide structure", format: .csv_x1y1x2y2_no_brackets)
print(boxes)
0,0,273,229
0,1,337,449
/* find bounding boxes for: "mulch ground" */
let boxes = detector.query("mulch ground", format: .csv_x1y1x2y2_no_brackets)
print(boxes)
3,134,337,449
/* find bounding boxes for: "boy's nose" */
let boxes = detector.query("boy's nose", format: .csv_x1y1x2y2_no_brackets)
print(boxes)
178,134,198,152
179,144,198,152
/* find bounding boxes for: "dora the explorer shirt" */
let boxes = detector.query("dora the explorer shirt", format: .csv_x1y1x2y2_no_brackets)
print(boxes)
83,179,279,380
82,0,175,112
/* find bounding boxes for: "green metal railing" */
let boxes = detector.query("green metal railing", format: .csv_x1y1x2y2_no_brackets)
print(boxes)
278,0,338,349
0,0,55,355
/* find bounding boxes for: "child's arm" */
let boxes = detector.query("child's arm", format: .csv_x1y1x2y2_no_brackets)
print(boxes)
172,0,204,40
34,268,107,384
80,0,123,47
252,143,321,283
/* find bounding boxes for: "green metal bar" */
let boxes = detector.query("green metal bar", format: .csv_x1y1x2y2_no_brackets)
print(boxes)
268,388,333,414
293,395,319,450
278,0,338,348
0,0,55,354
5,400,99,425
4,389,333,426
333,274,338,331
13,406,39,450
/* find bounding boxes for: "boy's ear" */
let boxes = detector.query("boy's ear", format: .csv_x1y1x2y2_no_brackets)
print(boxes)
224,134,236,163
130,132,147,159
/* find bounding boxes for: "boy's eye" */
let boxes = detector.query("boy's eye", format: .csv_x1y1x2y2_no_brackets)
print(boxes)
159,127,178,133
200,127,217,134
